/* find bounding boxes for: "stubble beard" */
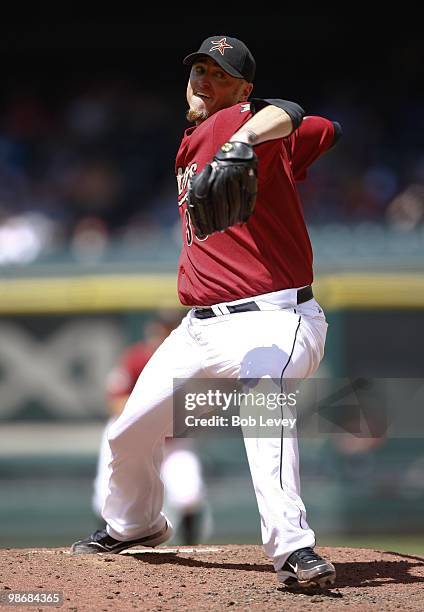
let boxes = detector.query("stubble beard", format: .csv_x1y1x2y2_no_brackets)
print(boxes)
186,107,209,124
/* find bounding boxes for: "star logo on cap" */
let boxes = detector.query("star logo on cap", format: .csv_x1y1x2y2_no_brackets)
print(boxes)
209,37,233,56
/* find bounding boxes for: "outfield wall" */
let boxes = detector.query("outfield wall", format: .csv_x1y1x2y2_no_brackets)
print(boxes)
1,271,423,545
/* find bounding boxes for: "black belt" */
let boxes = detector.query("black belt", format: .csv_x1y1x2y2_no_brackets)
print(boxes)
193,286,313,319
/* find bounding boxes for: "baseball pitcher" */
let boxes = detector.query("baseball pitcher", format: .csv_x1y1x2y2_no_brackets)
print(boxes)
71,35,341,589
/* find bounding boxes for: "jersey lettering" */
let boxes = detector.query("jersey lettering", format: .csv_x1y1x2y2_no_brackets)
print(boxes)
176,162,197,203
184,209,193,246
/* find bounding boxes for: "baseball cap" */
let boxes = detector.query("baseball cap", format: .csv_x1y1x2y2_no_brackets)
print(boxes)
183,36,256,83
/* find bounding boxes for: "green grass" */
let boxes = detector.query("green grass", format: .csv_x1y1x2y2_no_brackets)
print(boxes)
318,535,424,556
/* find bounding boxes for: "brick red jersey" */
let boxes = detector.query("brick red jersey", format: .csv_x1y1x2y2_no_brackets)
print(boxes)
175,104,335,306
106,342,152,399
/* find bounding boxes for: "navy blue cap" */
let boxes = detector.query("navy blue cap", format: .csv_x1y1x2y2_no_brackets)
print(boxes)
183,36,256,82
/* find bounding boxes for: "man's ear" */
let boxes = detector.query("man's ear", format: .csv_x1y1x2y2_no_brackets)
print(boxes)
239,82,254,102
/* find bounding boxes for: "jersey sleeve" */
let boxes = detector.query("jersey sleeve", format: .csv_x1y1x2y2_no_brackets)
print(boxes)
285,116,341,181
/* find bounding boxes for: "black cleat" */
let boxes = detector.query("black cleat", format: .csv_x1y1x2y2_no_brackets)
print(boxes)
277,547,336,589
70,521,173,554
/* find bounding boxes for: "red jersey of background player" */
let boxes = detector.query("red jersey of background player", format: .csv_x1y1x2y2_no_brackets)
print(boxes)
106,343,152,399
175,103,336,306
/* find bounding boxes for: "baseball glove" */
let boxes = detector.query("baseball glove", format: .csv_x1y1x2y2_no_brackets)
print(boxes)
187,141,258,239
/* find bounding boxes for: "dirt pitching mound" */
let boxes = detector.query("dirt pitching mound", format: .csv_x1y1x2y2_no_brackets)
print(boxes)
0,545,423,611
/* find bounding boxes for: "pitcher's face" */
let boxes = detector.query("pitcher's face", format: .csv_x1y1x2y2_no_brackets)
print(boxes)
186,57,252,123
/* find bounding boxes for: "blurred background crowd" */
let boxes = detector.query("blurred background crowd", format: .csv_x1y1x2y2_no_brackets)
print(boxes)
0,20,422,265
0,78,182,264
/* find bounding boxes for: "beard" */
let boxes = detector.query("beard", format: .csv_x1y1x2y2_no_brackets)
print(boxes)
186,107,209,124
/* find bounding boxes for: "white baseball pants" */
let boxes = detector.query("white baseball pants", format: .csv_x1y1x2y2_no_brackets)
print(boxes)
93,421,206,531
101,289,327,571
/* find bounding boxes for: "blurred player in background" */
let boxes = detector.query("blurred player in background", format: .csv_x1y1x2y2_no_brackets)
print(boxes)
92,310,211,545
